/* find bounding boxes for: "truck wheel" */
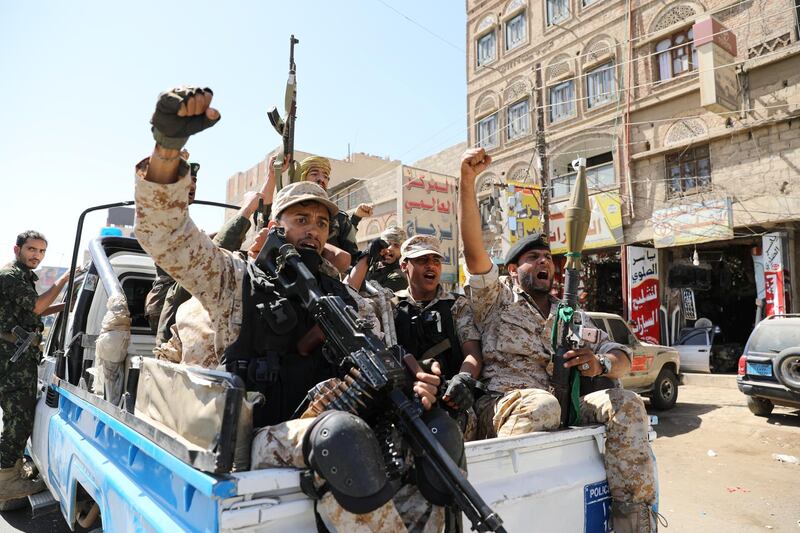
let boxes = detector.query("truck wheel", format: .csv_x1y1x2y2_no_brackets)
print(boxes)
747,396,774,417
774,349,800,393
650,368,678,410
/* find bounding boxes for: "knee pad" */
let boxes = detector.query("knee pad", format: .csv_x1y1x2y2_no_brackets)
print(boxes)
302,410,399,514
414,407,465,506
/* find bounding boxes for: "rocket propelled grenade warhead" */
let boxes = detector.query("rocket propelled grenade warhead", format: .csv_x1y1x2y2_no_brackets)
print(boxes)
564,158,591,271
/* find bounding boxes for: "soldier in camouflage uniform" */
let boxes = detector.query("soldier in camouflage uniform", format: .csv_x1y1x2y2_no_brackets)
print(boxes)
135,86,452,532
458,148,658,532
0,231,69,500
347,226,408,293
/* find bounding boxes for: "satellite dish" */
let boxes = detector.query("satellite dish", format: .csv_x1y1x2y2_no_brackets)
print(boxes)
695,317,713,328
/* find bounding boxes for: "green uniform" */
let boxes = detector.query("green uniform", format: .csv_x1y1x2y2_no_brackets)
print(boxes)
0,262,42,468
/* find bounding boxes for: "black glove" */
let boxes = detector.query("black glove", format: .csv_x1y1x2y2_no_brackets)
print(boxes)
151,86,220,150
359,238,389,265
442,372,478,412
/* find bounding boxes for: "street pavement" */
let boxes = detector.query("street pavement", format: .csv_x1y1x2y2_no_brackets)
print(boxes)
0,378,798,532
651,379,800,532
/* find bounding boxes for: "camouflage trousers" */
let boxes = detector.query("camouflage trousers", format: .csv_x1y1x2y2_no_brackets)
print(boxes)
0,356,37,469
474,387,656,505
251,417,445,533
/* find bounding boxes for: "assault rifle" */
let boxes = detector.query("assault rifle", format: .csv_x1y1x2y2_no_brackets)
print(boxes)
551,159,592,427
10,326,38,363
254,228,506,533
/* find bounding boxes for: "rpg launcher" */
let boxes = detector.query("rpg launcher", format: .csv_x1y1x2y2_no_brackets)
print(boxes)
551,159,592,428
254,227,506,533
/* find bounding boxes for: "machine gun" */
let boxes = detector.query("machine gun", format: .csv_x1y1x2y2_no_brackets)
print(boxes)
551,159,592,427
254,228,506,533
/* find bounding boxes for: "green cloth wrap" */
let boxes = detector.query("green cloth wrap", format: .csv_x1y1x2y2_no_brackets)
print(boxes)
550,303,582,425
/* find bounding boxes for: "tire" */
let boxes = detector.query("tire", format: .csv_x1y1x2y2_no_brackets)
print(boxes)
747,396,774,417
774,349,800,393
650,368,679,410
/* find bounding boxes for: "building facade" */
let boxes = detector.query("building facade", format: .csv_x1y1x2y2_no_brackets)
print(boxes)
466,0,800,347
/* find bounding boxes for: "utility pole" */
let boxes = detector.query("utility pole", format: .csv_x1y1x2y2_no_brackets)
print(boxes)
533,63,550,238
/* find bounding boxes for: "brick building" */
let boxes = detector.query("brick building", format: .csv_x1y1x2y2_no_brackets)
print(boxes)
466,0,800,347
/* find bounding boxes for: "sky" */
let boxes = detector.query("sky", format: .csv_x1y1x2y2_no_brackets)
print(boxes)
0,0,467,268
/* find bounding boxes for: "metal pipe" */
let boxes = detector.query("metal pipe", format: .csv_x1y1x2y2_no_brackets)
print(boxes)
88,238,126,303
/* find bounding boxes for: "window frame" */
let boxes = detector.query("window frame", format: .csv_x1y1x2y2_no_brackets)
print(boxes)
546,0,570,26
664,144,712,198
548,79,576,123
476,30,498,67
585,61,616,109
506,98,531,141
476,112,500,150
655,28,697,81
505,10,527,51
550,152,615,199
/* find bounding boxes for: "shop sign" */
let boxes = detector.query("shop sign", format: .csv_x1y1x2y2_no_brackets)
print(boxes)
627,246,661,344
652,198,733,248
681,288,697,321
399,166,459,283
550,192,624,255
505,181,542,245
763,232,788,316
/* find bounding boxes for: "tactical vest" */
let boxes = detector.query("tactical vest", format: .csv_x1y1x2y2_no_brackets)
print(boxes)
394,296,463,379
222,262,354,428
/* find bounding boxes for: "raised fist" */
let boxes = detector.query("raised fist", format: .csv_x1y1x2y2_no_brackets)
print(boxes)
460,147,492,184
355,203,374,218
151,86,221,150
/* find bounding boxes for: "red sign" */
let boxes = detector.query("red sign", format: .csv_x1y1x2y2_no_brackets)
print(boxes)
765,270,786,316
627,246,661,344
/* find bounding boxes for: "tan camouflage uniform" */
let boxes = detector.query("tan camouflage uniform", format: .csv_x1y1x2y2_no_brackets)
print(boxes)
466,264,656,506
134,160,438,532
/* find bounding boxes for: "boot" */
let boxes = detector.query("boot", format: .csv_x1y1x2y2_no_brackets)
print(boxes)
0,461,44,502
612,501,657,533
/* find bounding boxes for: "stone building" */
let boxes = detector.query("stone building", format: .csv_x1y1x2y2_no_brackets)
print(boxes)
466,0,800,348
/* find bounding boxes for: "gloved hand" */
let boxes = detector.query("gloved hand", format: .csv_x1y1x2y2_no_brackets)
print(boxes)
442,372,478,413
151,86,221,150
360,238,389,265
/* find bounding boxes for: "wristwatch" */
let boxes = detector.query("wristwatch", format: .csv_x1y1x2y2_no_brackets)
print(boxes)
598,355,613,376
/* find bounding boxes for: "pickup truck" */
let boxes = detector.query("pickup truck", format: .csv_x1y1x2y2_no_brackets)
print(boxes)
673,321,742,373
25,228,653,532
586,312,681,411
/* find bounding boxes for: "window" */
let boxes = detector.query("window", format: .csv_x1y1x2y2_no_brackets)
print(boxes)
477,31,497,66
476,113,499,149
656,29,697,81
549,80,575,122
586,61,616,108
507,99,530,141
505,11,527,50
547,0,569,25
665,144,711,197
550,152,615,198
121,275,157,332
608,318,634,345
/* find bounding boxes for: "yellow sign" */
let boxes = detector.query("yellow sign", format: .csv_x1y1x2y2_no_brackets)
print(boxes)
549,192,624,254
505,181,542,245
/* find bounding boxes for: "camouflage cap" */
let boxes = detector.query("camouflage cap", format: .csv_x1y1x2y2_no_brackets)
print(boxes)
400,234,444,261
271,181,339,220
380,226,407,246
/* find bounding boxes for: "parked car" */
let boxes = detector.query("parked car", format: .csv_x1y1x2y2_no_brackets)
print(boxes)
673,319,742,373
737,314,800,417
586,312,682,410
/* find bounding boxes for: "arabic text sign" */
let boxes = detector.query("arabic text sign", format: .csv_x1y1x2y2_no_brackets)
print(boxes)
505,181,542,245
763,232,787,316
549,192,623,254
627,246,661,344
399,166,459,283
651,199,733,248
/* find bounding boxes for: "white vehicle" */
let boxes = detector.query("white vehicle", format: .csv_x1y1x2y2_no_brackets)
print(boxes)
28,224,654,532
